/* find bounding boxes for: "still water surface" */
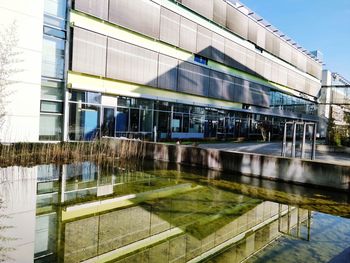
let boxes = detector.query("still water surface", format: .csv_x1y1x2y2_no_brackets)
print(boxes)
0,161,349,263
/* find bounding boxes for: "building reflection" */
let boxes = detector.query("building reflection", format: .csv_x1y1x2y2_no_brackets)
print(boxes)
30,162,313,263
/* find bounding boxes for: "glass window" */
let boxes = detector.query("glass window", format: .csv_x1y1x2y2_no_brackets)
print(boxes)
44,14,65,29
116,108,129,132
41,79,64,100
42,35,65,79
172,113,182,132
69,103,100,140
173,104,190,113
39,114,62,140
194,54,208,65
190,115,204,133
41,101,63,113
140,110,153,132
44,26,65,39
70,91,101,104
130,109,139,132
44,0,66,19
102,108,115,137
154,101,172,111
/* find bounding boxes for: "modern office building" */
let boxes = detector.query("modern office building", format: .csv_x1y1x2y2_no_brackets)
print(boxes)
0,0,323,142
318,70,350,137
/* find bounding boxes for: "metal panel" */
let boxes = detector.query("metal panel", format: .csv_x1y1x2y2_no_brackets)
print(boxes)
106,38,158,87
291,49,298,66
182,0,214,20
72,27,107,77
75,0,109,20
224,38,246,71
248,83,269,107
280,41,292,63
109,0,160,39
245,49,256,75
287,70,296,89
179,17,197,53
211,32,225,63
263,60,272,80
248,19,258,43
271,62,279,84
297,52,307,72
213,0,226,26
209,70,223,99
278,65,288,86
157,54,178,91
178,61,209,96
272,35,280,56
256,24,266,49
197,25,212,57
160,7,180,46
265,31,274,53
222,74,235,101
255,54,265,77
226,5,248,39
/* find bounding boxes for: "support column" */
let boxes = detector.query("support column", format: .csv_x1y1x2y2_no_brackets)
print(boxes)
301,123,307,159
291,122,297,158
282,122,287,157
311,123,317,160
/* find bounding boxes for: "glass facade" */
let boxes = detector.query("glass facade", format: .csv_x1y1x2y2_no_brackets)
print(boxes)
39,0,67,141
67,90,306,141
270,90,317,115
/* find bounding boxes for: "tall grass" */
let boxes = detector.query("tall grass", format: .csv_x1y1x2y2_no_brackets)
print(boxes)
0,140,118,167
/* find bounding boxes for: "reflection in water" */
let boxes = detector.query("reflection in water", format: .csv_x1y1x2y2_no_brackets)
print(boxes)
0,161,349,263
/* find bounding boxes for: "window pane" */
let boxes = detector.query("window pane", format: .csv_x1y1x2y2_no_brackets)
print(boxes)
130,109,139,132
102,108,115,137
116,108,129,132
140,110,152,132
42,36,65,79
69,103,100,140
70,91,101,104
41,101,63,113
44,14,66,30
44,26,65,39
41,79,64,100
44,0,66,19
39,114,62,140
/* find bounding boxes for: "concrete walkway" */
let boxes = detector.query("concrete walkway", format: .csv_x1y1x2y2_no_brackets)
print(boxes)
198,142,350,165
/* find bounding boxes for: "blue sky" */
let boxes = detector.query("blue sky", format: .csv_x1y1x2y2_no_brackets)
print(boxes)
240,0,350,81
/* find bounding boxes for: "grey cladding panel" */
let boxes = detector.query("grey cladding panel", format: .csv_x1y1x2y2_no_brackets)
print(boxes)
72,27,107,77
182,0,214,20
209,70,223,99
212,33,225,63
160,8,180,46
109,0,160,39
106,38,158,87
178,61,209,96
75,0,109,20
222,74,235,101
213,0,226,26
158,54,178,91
226,5,248,39
179,17,197,53
197,25,212,57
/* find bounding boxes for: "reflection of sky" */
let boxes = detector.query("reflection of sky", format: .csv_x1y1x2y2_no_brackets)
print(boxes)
248,212,350,263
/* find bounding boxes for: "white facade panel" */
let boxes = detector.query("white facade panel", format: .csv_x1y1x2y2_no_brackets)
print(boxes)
0,0,44,142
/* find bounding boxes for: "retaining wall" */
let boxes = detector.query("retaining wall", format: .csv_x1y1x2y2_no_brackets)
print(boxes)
105,139,350,191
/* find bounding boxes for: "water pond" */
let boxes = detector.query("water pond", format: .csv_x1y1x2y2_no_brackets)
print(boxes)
0,161,349,262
